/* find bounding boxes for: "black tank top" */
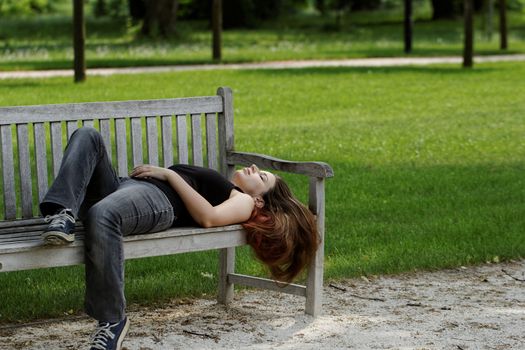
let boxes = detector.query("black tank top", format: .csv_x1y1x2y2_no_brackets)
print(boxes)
144,164,240,227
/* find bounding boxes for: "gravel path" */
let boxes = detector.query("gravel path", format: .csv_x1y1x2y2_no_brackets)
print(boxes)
1,259,524,349
1,54,525,79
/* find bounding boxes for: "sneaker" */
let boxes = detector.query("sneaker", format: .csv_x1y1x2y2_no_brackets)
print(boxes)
89,317,130,350
42,208,76,245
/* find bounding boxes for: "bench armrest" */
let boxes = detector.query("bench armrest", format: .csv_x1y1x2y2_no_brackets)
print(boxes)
227,151,334,178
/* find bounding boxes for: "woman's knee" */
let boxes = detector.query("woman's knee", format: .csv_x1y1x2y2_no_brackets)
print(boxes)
84,202,121,237
71,126,102,144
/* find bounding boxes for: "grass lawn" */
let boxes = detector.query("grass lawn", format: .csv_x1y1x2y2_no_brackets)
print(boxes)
0,61,524,322
0,3,524,71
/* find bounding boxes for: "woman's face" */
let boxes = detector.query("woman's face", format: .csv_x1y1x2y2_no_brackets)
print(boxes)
232,164,276,197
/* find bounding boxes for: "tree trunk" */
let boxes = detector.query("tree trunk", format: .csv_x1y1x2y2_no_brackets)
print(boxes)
212,0,222,61
73,0,86,82
463,0,474,68
499,0,507,49
141,0,179,37
404,0,413,54
431,0,456,20
484,0,494,41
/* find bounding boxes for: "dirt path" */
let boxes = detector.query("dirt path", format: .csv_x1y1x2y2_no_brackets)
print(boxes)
1,54,525,80
1,259,523,349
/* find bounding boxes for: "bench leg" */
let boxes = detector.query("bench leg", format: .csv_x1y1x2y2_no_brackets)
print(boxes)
305,177,326,316
218,247,235,305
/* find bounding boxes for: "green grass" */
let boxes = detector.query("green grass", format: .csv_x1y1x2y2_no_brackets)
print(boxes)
0,61,524,322
0,5,524,71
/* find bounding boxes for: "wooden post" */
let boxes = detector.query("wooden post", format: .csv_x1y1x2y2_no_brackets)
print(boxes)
306,177,326,316
499,0,508,50
404,0,413,54
73,0,86,82
212,0,222,62
463,0,474,68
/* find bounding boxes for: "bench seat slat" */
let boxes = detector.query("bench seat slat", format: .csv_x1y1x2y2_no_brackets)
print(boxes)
0,225,245,272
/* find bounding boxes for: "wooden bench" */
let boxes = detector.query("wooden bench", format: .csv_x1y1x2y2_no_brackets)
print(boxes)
0,87,333,316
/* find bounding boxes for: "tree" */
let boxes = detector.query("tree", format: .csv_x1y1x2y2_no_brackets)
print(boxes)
73,0,86,82
431,0,457,19
499,0,508,49
129,0,180,37
212,0,222,61
463,0,474,68
404,0,413,54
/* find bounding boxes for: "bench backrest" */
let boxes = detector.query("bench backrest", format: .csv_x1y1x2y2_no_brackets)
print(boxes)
0,87,233,221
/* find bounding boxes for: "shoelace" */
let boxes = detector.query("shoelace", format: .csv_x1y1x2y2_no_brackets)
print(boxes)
44,209,75,228
89,323,116,350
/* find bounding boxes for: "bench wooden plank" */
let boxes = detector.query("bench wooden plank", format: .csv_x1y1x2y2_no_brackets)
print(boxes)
131,117,143,167
146,117,159,166
0,226,246,272
1,125,17,219
228,151,334,178
83,120,95,128
33,123,49,203
191,113,203,166
205,113,218,170
115,118,128,177
176,114,188,164
16,124,33,218
67,120,79,141
228,273,306,297
0,96,224,125
99,119,112,163
306,177,326,317
161,116,173,168
50,121,63,178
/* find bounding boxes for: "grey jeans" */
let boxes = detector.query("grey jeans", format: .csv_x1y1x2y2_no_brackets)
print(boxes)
40,127,175,322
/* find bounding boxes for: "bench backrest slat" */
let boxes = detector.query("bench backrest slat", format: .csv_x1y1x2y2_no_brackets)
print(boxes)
0,97,223,125
115,118,128,177
1,125,17,219
161,116,173,168
0,92,230,220
16,124,33,218
205,113,218,171
176,114,188,164
99,119,112,163
191,114,203,167
33,122,49,203
131,117,143,167
67,120,79,141
146,117,159,166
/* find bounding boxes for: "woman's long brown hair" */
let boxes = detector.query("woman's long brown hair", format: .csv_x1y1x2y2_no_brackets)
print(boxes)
242,176,319,283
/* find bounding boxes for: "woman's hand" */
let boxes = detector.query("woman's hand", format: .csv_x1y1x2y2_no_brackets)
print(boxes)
130,165,171,181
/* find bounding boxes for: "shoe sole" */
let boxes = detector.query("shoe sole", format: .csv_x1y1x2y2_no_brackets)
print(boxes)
116,318,130,350
42,231,75,245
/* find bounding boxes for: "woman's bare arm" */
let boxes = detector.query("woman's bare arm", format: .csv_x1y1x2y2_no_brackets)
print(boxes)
130,165,254,227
